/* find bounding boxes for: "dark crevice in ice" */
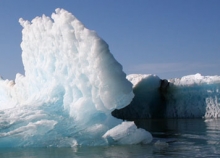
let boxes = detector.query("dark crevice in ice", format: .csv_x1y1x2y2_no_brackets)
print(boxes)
112,79,169,120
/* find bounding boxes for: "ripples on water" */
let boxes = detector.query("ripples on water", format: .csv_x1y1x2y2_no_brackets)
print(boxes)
0,119,220,158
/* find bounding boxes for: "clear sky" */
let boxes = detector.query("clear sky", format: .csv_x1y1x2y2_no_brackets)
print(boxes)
0,0,220,80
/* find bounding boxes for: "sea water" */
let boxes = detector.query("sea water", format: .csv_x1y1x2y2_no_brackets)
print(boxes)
1,118,220,158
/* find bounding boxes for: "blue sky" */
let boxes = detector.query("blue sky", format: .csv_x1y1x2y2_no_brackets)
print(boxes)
0,0,220,80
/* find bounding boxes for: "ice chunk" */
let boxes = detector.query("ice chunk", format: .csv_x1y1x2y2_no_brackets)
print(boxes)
17,8,134,113
0,9,152,147
167,74,220,118
103,122,153,145
118,73,220,119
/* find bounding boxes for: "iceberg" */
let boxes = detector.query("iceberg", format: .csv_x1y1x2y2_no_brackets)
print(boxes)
1,8,219,148
167,73,220,118
0,9,152,147
112,73,220,119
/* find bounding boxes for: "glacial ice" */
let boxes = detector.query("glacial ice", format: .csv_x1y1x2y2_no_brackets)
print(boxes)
0,9,153,147
167,73,220,118
103,122,152,145
112,73,220,120
1,8,220,148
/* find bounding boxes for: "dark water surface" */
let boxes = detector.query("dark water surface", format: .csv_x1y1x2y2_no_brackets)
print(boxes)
1,119,220,158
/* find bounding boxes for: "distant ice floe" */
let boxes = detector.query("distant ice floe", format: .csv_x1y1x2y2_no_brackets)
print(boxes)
112,73,220,119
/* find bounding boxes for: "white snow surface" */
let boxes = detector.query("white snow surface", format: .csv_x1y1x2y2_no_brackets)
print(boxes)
169,73,220,86
126,74,161,88
0,9,153,147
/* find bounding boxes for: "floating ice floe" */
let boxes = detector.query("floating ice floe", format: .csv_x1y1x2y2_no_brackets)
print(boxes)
112,73,220,119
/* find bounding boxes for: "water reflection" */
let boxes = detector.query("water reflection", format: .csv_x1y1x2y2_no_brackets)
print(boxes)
135,119,207,138
205,119,220,145
135,119,220,156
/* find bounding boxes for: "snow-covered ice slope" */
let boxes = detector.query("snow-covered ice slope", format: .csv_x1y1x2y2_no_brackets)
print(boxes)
0,9,153,147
